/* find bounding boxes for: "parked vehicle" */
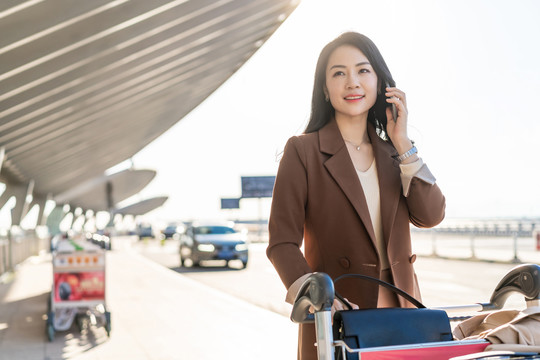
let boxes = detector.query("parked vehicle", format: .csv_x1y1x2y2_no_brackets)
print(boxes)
86,231,111,250
160,223,183,240
179,221,248,268
137,224,154,240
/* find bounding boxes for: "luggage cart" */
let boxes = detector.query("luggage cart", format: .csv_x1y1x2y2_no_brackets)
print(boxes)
46,238,111,341
291,263,540,360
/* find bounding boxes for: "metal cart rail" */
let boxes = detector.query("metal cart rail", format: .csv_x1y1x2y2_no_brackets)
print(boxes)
46,238,111,341
291,263,540,360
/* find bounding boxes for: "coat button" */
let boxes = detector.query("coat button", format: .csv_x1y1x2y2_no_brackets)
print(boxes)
339,257,351,269
409,254,417,264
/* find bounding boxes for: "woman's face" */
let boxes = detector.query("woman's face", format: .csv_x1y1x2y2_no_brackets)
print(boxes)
325,45,378,120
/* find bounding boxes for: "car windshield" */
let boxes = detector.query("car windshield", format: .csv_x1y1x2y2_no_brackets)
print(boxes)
194,226,236,235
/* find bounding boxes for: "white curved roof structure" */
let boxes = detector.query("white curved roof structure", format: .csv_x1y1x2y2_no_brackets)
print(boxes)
0,0,298,217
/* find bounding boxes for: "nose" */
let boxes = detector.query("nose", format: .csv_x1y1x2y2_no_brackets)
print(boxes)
346,73,360,89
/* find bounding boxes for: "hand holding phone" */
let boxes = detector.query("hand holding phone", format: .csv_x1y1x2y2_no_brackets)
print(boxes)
390,101,398,123
386,82,398,122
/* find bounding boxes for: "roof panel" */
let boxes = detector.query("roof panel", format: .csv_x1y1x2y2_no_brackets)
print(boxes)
53,169,157,211
0,0,299,206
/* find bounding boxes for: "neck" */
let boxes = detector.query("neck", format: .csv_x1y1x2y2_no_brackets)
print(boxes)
335,113,369,144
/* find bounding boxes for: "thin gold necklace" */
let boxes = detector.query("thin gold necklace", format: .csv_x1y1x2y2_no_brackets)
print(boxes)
344,139,369,151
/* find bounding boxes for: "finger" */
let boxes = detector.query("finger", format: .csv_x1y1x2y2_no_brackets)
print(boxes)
385,93,405,108
386,106,396,123
337,297,355,311
385,97,403,117
345,298,359,310
333,299,344,311
385,88,407,107
385,96,403,110
385,86,405,99
342,298,352,308
341,297,360,310
385,97,408,120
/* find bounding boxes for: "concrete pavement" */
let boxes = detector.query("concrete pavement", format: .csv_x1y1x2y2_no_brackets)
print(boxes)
1,234,538,360
0,237,297,360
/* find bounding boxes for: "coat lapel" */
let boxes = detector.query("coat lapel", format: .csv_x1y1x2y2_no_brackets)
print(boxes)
319,120,377,247
319,120,403,253
368,125,401,248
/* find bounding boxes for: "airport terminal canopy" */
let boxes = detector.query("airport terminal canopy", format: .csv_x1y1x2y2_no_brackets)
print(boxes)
114,196,169,217
53,169,157,211
0,0,299,216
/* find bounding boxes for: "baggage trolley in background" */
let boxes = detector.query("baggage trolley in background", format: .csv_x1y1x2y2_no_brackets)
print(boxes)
291,263,540,360
46,238,111,341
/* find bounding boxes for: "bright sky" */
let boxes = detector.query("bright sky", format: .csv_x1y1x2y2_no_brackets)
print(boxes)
127,0,540,225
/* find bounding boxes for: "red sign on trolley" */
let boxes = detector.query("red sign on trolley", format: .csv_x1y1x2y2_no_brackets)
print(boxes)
53,271,105,302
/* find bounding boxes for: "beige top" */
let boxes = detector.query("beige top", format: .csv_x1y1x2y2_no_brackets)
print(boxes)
353,158,425,271
355,159,387,269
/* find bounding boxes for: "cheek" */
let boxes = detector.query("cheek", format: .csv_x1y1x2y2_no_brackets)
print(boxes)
327,81,346,102
366,77,379,95
325,74,343,94
325,79,337,95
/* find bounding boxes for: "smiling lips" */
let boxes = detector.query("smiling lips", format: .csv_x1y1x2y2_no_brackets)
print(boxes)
344,94,364,101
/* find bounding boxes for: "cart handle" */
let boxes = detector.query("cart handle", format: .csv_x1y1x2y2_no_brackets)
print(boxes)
290,272,334,324
484,263,540,311
435,263,540,314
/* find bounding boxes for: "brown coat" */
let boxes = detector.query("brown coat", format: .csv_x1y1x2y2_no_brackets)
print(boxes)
266,119,446,359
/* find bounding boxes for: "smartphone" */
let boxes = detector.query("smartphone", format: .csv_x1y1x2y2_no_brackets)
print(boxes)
386,82,398,122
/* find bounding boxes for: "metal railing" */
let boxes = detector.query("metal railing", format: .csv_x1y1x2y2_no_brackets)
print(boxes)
412,219,539,264
0,228,49,278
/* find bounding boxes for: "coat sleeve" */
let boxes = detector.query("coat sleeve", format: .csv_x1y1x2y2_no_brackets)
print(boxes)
403,162,446,228
266,136,313,289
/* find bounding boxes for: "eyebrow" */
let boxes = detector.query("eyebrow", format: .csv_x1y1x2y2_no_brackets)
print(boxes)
329,61,371,70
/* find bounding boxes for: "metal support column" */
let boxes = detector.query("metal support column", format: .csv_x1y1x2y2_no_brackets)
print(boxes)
34,195,49,227
10,180,34,227
0,147,4,170
512,232,521,263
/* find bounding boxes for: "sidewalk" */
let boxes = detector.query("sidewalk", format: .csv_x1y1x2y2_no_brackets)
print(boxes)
0,237,297,360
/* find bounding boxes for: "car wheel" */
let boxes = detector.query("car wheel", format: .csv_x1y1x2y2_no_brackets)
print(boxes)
179,246,189,267
241,260,248,269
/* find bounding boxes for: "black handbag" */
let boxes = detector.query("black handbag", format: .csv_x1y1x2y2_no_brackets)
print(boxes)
333,274,453,360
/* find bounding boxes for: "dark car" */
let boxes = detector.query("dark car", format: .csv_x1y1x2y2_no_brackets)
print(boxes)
160,223,183,240
86,231,111,250
137,224,154,240
179,221,248,268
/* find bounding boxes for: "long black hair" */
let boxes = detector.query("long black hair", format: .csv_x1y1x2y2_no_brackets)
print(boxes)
304,32,395,140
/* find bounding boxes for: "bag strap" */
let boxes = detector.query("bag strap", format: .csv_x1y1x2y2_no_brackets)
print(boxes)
333,274,426,309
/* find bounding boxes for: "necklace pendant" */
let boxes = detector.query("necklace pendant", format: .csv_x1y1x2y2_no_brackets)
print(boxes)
356,146,361,151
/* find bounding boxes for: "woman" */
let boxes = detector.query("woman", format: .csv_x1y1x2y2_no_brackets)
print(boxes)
266,32,446,359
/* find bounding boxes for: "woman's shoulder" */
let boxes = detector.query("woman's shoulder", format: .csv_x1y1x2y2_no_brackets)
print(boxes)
285,131,319,147
280,132,320,163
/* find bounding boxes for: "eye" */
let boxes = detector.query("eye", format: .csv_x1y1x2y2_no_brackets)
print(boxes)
332,70,345,77
359,68,370,74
